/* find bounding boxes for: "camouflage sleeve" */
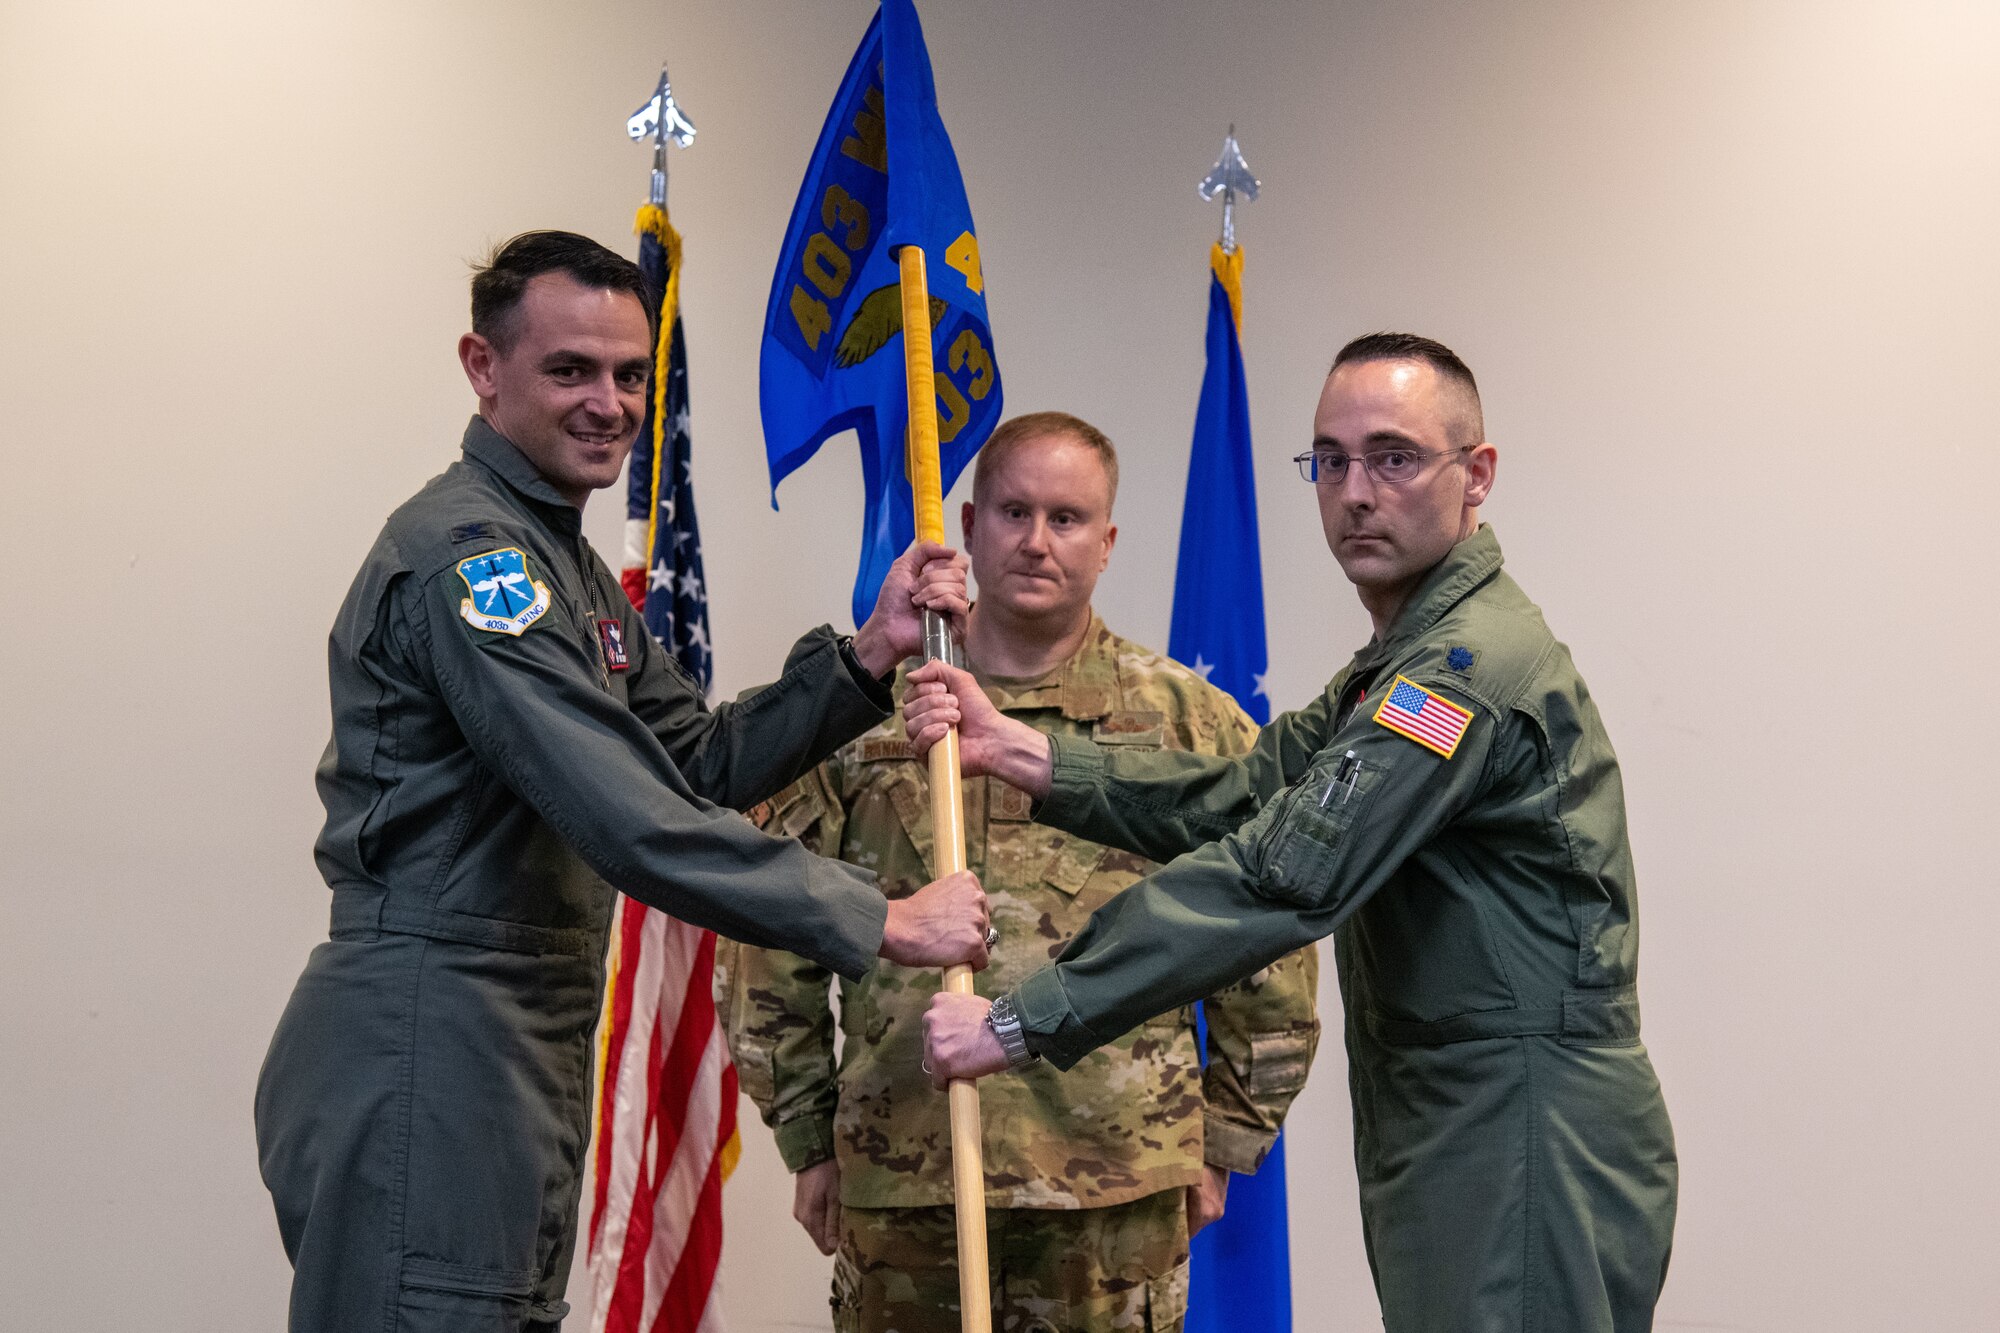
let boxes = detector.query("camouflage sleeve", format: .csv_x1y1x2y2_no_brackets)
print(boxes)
718,767,848,1172
1197,949,1321,1173
1191,700,1323,1174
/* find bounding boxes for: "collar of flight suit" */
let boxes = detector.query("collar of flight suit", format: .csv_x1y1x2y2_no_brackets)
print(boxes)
975,613,1120,721
460,415,584,530
1350,523,1506,674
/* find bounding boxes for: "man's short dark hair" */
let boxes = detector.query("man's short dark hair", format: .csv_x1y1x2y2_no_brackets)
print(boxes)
1331,332,1484,446
470,231,652,351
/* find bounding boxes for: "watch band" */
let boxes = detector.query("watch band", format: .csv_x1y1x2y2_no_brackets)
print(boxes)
986,994,1039,1070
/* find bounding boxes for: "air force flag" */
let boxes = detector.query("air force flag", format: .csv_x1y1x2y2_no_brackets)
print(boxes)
1172,244,1293,1333
760,0,1001,625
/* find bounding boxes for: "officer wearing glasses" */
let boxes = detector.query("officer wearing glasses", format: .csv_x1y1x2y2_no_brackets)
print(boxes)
907,333,1678,1332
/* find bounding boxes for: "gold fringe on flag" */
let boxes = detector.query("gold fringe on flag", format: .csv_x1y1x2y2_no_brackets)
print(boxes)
1209,240,1245,334
635,203,685,580
589,908,625,1164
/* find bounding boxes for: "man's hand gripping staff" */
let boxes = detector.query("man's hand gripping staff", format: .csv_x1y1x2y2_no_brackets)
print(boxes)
905,659,1054,1086
851,539,970,677
851,543,994,972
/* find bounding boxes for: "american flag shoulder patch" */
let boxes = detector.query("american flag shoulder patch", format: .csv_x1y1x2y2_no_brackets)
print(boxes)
1373,675,1475,758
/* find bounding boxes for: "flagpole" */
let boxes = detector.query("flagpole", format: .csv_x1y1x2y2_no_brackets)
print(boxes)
1180,127,1295,1333
898,243,993,1333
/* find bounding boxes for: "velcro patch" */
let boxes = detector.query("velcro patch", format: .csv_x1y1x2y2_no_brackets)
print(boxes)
449,521,499,543
597,618,630,671
989,782,1034,822
1093,710,1166,746
456,548,551,637
1373,675,1473,758
860,738,915,763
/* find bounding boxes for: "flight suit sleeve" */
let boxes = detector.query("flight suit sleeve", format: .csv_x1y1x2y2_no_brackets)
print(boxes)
719,769,848,1172
1014,674,1501,1069
407,556,888,980
1189,704,1322,1174
1036,688,1338,863
618,591,893,811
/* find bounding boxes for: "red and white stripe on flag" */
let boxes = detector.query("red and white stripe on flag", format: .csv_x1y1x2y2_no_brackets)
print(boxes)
586,893,741,1333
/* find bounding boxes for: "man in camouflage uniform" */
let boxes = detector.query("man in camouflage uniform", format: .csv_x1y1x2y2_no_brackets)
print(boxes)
720,413,1320,1333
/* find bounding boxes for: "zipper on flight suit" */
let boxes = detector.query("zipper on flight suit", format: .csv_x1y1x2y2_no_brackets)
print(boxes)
572,533,611,692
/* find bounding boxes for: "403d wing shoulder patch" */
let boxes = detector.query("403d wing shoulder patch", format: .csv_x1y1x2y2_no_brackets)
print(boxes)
456,547,552,636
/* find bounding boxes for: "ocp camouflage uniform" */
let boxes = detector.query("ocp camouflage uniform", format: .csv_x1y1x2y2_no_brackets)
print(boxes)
719,618,1321,1333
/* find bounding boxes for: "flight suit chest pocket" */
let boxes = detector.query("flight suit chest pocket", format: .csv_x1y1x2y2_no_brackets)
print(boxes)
1258,758,1383,909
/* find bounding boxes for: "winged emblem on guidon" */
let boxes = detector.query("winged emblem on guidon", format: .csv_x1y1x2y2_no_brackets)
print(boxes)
456,547,553,637
834,288,950,368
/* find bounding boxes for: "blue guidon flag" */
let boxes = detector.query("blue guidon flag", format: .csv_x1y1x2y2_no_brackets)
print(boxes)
759,0,1002,625
456,547,551,636
1170,242,1292,1333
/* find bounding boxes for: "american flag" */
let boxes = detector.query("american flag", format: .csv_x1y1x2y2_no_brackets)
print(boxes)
1374,676,1474,759
618,237,711,678
590,202,736,1333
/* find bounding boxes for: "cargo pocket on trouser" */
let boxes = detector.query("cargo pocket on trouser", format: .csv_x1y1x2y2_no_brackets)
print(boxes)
828,1250,864,1333
397,1257,568,1332
1145,1255,1191,1333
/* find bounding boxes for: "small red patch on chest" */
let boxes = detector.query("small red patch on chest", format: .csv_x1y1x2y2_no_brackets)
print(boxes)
597,618,630,671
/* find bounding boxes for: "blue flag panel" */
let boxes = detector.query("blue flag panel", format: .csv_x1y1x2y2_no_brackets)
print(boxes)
759,0,1001,625
1169,274,1269,725
1172,265,1290,1332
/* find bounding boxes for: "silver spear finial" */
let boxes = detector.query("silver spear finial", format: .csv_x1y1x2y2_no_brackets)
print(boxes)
628,64,697,206
1198,125,1260,254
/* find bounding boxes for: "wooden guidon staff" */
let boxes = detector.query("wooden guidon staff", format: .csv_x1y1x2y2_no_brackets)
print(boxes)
896,244,992,1333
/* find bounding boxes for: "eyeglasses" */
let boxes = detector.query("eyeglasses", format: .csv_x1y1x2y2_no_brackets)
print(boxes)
1292,445,1473,486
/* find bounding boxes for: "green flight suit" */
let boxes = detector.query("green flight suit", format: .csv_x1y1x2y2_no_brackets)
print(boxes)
1003,526,1677,1332
256,418,895,1333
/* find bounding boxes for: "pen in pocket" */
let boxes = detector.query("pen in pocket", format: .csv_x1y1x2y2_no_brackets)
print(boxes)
1320,750,1360,807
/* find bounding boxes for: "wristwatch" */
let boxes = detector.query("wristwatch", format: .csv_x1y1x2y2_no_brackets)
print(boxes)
985,994,1040,1071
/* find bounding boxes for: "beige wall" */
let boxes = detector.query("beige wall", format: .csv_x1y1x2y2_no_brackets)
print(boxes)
4,1,1996,1328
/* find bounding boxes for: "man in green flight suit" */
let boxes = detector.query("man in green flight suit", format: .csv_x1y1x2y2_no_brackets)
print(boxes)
719,413,1320,1333
911,335,1678,1331
255,232,991,1333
